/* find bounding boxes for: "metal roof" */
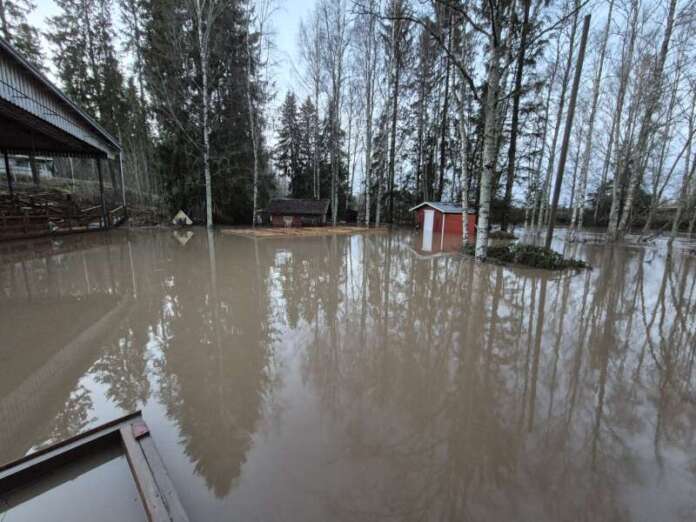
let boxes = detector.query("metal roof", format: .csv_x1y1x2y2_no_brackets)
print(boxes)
266,198,330,216
0,37,121,159
409,202,474,214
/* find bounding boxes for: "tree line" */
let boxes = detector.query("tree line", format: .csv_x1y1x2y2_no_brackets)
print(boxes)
1,0,271,225
2,0,695,258
276,0,696,258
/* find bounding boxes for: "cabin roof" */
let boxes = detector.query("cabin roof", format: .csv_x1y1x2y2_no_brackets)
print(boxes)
409,202,473,214
267,198,330,216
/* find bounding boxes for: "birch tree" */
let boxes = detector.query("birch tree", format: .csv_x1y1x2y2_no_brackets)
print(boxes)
192,0,221,227
319,0,349,225
355,0,379,225
569,0,613,238
299,13,324,200
614,0,678,237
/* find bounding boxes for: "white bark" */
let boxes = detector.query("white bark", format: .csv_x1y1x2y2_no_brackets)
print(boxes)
319,0,348,226
360,4,377,226
246,31,260,227
617,0,677,236
606,3,639,239
194,0,213,228
571,0,613,238
475,44,504,260
458,23,469,243
537,4,580,230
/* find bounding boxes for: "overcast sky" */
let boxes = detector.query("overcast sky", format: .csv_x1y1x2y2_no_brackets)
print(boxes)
28,0,307,102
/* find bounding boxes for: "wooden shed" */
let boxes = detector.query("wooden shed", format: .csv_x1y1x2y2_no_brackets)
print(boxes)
266,198,330,227
409,202,477,238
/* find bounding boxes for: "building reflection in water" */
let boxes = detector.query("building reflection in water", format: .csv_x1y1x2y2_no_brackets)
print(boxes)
0,229,694,521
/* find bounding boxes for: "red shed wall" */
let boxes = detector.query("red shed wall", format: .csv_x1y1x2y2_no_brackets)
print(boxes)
443,213,462,235
416,206,476,237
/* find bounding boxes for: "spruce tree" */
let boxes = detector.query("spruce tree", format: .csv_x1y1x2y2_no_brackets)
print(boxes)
275,91,301,194
0,0,43,67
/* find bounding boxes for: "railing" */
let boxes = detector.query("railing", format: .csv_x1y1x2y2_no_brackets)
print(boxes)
0,197,127,240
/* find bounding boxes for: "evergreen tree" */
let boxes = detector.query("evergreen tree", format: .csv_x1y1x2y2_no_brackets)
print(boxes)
297,97,318,198
47,0,125,128
0,0,43,67
144,0,271,224
275,91,302,193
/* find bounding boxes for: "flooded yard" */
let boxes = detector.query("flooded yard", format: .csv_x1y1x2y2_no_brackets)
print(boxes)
1,228,695,521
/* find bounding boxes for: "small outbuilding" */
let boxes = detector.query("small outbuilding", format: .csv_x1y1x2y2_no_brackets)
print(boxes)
266,198,330,227
409,202,477,238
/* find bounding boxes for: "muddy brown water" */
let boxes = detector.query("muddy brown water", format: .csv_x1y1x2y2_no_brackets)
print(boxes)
0,228,694,521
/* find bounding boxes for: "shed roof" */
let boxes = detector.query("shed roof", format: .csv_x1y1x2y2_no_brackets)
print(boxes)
409,202,474,214
267,198,330,216
0,37,121,159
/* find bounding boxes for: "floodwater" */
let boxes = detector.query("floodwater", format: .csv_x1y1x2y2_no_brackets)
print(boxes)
0,228,695,521
1,446,146,521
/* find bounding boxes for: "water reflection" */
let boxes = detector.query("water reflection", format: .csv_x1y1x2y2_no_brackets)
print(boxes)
0,229,694,521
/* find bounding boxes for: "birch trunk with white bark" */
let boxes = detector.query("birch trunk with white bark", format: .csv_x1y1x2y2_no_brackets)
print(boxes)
194,0,213,228
475,44,504,260
571,0,613,239
617,0,677,236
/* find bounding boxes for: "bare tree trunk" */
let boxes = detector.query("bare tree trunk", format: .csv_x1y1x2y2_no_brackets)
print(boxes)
458,17,470,243
194,0,213,227
246,31,260,227
437,11,453,202
644,61,684,234
362,5,377,226
571,0,613,238
531,55,559,230
387,11,404,223
617,0,677,236
376,143,383,227
501,0,531,231
606,2,639,239
537,6,579,229
545,15,591,249
475,43,504,260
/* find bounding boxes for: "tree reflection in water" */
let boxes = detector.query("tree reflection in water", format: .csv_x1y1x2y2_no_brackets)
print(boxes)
0,230,694,521
274,232,696,521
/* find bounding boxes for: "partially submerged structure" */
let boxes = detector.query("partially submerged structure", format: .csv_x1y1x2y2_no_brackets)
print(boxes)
0,37,125,240
410,202,477,238
266,198,330,227
0,412,189,521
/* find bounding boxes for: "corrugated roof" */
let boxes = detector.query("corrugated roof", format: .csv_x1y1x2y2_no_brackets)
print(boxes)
409,202,472,214
0,36,121,158
267,198,330,216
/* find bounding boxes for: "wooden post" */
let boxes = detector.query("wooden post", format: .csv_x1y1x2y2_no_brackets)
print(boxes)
3,151,13,197
118,152,127,219
545,14,591,249
96,157,108,229
30,133,40,186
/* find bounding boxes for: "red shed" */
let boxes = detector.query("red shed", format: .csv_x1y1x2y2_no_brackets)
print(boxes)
409,202,477,238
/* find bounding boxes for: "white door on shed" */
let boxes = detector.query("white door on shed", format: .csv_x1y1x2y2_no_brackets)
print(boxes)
423,209,434,233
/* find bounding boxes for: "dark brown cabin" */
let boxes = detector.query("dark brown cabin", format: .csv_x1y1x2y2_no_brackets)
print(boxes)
266,198,330,227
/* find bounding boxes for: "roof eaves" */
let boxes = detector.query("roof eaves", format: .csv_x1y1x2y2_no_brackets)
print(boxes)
0,37,121,153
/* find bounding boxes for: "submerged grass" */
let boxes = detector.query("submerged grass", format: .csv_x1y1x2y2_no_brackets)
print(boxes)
462,243,590,271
